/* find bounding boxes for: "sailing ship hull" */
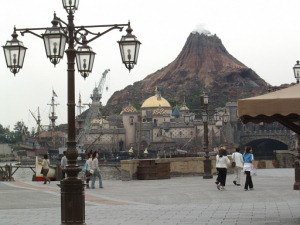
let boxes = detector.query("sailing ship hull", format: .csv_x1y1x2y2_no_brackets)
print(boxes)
35,157,56,181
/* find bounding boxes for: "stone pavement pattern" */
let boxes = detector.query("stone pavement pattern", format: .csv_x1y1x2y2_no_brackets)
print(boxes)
0,168,299,225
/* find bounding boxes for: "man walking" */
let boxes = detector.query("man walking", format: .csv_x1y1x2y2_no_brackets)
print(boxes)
60,151,67,179
232,147,244,186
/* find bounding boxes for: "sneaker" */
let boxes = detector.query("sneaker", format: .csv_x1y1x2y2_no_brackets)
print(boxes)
236,184,241,186
233,181,237,185
220,186,225,191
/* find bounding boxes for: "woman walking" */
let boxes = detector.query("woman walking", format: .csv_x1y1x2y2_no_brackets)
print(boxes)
91,151,103,189
243,146,255,191
42,154,51,184
215,148,230,190
84,151,93,189
232,147,244,186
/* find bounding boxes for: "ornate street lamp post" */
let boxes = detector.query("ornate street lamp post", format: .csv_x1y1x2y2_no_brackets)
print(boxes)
293,60,300,84
201,92,213,179
292,61,300,189
2,1,140,224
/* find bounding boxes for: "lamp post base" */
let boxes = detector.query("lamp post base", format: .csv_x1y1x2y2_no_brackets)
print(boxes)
293,160,300,190
203,158,213,179
59,176,86,225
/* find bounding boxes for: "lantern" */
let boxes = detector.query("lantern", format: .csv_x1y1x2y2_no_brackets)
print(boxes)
223,110,229,124
2,28,27,75
118,23,141,71
293,60,300,84
43,15,67,66
62,0,79,14
202,112,208,123
184,114,190,125
76,40,96,79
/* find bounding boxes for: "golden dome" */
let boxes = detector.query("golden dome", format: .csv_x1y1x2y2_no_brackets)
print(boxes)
141,95,171,108
180,97,189,111
180,105,189,111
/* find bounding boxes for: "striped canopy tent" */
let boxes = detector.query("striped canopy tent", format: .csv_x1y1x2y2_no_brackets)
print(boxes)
237,84,300,190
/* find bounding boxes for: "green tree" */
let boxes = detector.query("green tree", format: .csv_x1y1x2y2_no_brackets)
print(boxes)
13,121,29,143
0,124,10,143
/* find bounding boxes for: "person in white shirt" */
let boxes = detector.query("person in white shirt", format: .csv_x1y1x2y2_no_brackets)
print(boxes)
90,151,103,189
232,147,244,186
42,154,51,184
215,148,230,190
60,151,67,179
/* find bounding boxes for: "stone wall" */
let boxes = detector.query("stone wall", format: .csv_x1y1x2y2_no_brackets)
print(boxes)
120,156,279,180
121,157,218,181
99,164,122,180
0,144,13,155
275,150,297,168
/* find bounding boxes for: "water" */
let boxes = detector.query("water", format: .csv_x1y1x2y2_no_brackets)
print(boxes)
0,161,35,181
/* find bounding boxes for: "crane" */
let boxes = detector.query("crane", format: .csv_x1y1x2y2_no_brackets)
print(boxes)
77,69,110,151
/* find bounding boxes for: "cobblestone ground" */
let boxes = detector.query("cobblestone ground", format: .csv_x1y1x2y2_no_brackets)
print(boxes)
0,168,299,225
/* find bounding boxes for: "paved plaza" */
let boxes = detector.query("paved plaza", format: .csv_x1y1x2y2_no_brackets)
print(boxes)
0,168,299,225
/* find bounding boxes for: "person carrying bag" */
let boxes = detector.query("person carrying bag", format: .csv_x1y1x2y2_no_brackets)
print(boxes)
243,146,255,191
232,147,244,186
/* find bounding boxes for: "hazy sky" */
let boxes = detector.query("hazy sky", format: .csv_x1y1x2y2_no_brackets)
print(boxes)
1,0,300,131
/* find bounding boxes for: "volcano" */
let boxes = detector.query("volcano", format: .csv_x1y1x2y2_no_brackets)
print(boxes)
105,31,268,113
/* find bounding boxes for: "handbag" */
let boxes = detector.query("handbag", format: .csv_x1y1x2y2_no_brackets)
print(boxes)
250,168,257,176
231,153,236,167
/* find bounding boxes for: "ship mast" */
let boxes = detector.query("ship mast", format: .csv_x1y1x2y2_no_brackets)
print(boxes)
77,92,85,117
48,96,59,130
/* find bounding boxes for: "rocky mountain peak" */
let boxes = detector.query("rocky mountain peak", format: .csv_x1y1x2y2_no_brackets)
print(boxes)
105,32,268,114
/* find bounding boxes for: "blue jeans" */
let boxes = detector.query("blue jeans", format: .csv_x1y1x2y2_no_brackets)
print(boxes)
91,170,103,188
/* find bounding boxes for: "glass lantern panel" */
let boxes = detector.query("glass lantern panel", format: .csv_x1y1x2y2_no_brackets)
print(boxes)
4,47,21,67
223,114,229,123
202,113,208,122
119,36,140,63
203,96,209,104
18,47,26,66
294,67,300,78
184,115,190,124
62,0,79,9
89,53,95,71
76,52,95,72
44,35,66,58
121,43,136,62
62,0,79,13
